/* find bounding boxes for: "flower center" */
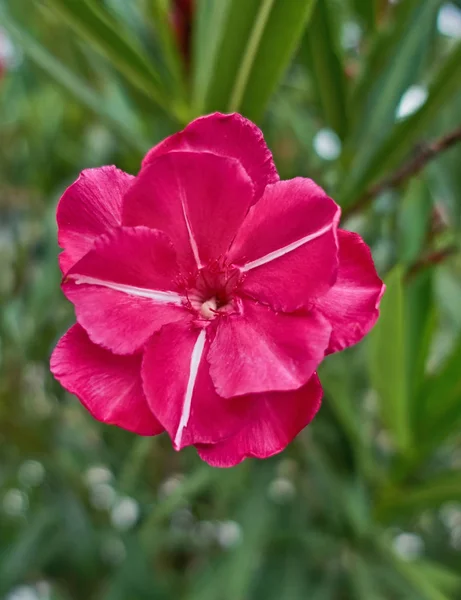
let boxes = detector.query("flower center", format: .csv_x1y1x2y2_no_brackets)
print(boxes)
199,297,218,319
186,262,242,321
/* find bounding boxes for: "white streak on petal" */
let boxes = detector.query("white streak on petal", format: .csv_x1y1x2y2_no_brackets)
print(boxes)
241,222,333,272
70,275,184,304
176,171,202,269
174,329,206,449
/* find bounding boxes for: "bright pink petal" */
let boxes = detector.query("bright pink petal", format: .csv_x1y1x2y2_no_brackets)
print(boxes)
197,374,323,467
228,179,341,311
50,324,163,435
64,226,188,354
123,151,255,272
57,166,133,273
141,112,278,199
142,322,247,450
314,230,385,353
207,299,331,397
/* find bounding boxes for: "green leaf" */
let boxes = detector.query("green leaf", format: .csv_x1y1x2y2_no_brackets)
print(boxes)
369,266,411,452
0,509,62,595
44,0,186,120
300,0,348,139
235,0,317,122
349,0,377,31
415,561,461,596
147,0,187,104
418,332,461,446
404,269,435,416
193,0,260,114
398,178,433,265
340,39,461,209
193,0,316,120
0,6,148,153
191,0,232,112
139,465,217,552
377,471,461,518
426,91,461,229
346,0,439,173
378,539,453,600
186,465,275,600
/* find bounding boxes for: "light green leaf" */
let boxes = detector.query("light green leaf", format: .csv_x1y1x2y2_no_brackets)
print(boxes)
147,0,187,104
369,266,411,452
44,0,185,120
378,539,453,600
340,39,461,209
346,0,439,172
0,6,148,153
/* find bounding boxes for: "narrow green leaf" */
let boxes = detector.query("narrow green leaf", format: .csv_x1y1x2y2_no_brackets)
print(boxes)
300,0,348,139
340,40,461,208
369,267,411,452
347,0,439,170
426,91,461,229
415,561,461,596
236,0,317,121
193,0,315,120
147,0,187,103
195,0,260,114
404,270,435,414
139,466,217,551
0,509,62,595
418,331,461,446
44,0,185,120
378,539,452,600
398,178,433,265
377,471,461,517
0,6,148,153
192,0,232,112
349,0,377,31
228,0,276,113
186,465,274,600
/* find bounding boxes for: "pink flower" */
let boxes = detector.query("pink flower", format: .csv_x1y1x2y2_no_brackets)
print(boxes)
50,113,384,467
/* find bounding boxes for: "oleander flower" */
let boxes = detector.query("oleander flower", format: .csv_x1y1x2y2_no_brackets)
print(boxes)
50,113,384,467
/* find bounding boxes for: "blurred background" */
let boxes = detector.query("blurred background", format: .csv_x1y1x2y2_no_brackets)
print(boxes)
1,0,461,598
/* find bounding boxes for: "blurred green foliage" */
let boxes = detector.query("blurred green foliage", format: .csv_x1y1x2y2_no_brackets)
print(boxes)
1,0,461,598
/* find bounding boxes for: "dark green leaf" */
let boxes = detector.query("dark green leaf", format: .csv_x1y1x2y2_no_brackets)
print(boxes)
300,0,348,139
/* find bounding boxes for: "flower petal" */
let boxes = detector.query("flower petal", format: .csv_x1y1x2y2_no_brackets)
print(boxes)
50,324,162,435
123,151,255,273
197,374,323,467
65,226,188,354
142,321,247,450
208,299,331,397
141,112,278,199
57,166,133,273
314,230,385,353
228,179,341,311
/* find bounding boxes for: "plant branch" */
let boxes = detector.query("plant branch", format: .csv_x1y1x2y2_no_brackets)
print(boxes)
406,245,458,280
344,125,461,217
